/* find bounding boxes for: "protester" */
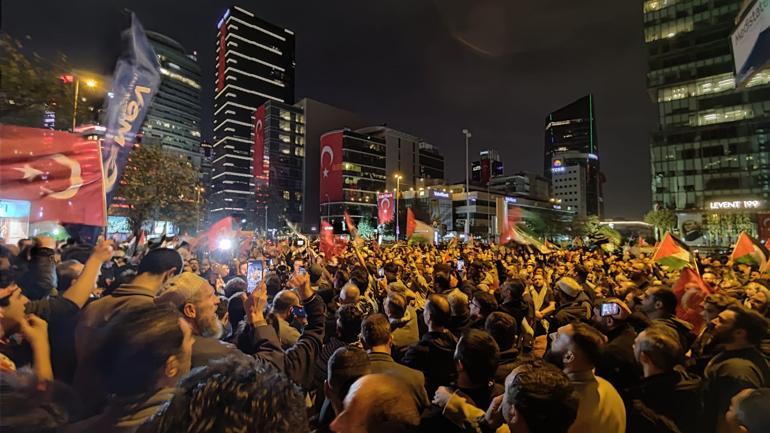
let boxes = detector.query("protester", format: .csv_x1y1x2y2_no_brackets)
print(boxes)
592,298,640,395
724,388,770,433
547,322,626,433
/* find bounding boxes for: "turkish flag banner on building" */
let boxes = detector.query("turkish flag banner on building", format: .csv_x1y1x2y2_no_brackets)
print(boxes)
378,192,394,225
0,125,106,226
319,131,344,203
253,104,267,180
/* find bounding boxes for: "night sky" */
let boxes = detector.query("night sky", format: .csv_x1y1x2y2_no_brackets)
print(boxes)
3,0,657,219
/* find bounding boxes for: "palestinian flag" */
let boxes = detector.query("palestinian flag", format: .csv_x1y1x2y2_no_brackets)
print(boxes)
731,232,769,271
406,208,434,243
503,223,550,254
652,232,694,270
672,267,712,334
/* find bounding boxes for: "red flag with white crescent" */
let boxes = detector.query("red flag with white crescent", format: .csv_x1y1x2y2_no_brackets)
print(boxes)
253,105,267,179
0,124,106,226
320,131,344,202
378,192,394,225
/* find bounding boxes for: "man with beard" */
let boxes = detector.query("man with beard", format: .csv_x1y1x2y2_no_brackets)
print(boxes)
592,298,641,396
155,272,230,367
638,286,695,353
703,305,770,433
547,322,626,433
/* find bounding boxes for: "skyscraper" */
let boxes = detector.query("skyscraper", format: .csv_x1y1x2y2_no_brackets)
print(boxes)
644,0,770,245
471,149,504,185
545,94,603,218
142,32,202,168
210,5,295,226
253,100,305,231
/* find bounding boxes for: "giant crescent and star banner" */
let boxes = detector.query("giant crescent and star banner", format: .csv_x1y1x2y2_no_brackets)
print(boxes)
253,104,267,180
377,192,394,225
101,13,161,205
319,131,344,202
0,125,107,227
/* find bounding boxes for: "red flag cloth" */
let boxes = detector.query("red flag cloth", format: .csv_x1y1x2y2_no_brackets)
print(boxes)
377,192,394,225
253,105,267,179
319,131,344,202
673,267,712,334
406,208,416,239
0,125,106,226
320,219,340,258
207,216,234,244
344,210,359,240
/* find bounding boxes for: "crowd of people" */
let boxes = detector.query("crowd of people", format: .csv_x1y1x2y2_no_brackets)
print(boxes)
1,232,769,433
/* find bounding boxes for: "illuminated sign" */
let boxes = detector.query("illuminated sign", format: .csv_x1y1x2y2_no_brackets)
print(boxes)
707,199,763,210
553,159,563,167
505,197,518,204
588,153,599,160
551,167,566,173
431,191,450,198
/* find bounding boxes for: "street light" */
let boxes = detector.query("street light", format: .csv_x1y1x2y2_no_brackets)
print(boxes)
70,76,99,131
394,173,403,240
462,129,472,239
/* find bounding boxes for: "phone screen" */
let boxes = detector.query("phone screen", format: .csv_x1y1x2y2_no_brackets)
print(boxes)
601,303,621,317
296,239,305,246
247,260,263,293
457,260,465,271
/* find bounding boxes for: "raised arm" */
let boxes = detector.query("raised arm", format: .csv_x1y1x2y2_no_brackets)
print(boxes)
62,240,114,308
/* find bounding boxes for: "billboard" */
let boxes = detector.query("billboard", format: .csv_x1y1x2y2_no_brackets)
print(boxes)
732,0,770,86
0,199,30,244
677,213,706,246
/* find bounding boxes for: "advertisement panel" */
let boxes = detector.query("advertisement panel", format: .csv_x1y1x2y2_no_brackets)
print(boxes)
319,131,344,202
678,213,706,246
732,0,770,86
0,199,30,244
377,192,394,225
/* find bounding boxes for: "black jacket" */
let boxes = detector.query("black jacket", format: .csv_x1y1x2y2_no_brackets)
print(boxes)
237,294,326,389
401,330,458,396
654,316,695,353
495,347,519,385
449,313,472,339
368,351,430,411
595,323,641,395
625,367,703,433
17,246,57,300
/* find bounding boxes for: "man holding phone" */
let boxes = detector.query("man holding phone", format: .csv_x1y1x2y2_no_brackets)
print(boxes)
592,298,641,396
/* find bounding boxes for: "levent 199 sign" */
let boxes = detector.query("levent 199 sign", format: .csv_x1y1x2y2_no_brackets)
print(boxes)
707,199,763,210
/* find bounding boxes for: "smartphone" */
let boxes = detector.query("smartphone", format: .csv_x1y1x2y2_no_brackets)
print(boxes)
457,260,465,271
293,306,307,319
296,239,305,246
601,302,621,317
299,266,307,276
378,268,385,277
246,260,264,293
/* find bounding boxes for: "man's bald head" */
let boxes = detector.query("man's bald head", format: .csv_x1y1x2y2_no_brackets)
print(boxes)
272,289,300,314
339,282,360,304
330,374,420,433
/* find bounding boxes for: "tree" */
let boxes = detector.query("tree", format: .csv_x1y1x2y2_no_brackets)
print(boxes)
644,209,677,241
0,34,85,129
113,145,201,236
357,217,376,239
572,215,601,238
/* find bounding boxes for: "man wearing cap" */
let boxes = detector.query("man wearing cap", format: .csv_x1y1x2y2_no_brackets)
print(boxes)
553,277,593,328
592,298,641,395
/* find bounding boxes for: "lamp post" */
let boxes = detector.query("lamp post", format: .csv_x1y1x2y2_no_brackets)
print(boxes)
72,77,97,131
462,129,472,239
395,174,402,240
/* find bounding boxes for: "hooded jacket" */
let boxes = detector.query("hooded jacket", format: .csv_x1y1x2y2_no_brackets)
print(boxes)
401,330,458,396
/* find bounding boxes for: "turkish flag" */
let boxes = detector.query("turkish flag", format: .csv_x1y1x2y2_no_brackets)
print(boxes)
207,216,234,244
320,131,344,203
0,125,106,226
378,192,394,225
673,267,712,334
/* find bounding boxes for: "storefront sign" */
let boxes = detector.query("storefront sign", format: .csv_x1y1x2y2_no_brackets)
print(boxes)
708,199,763,210
431,190,449,199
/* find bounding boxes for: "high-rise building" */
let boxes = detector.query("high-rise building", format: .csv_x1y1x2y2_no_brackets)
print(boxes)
319,129,386,227
545,94,603,218
644,0,770,245
355,126,445,191
142,31,202,168
294,98,368,232
210,5,295,226
471,149,504,185
489,172,551,201
253,100,305,230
